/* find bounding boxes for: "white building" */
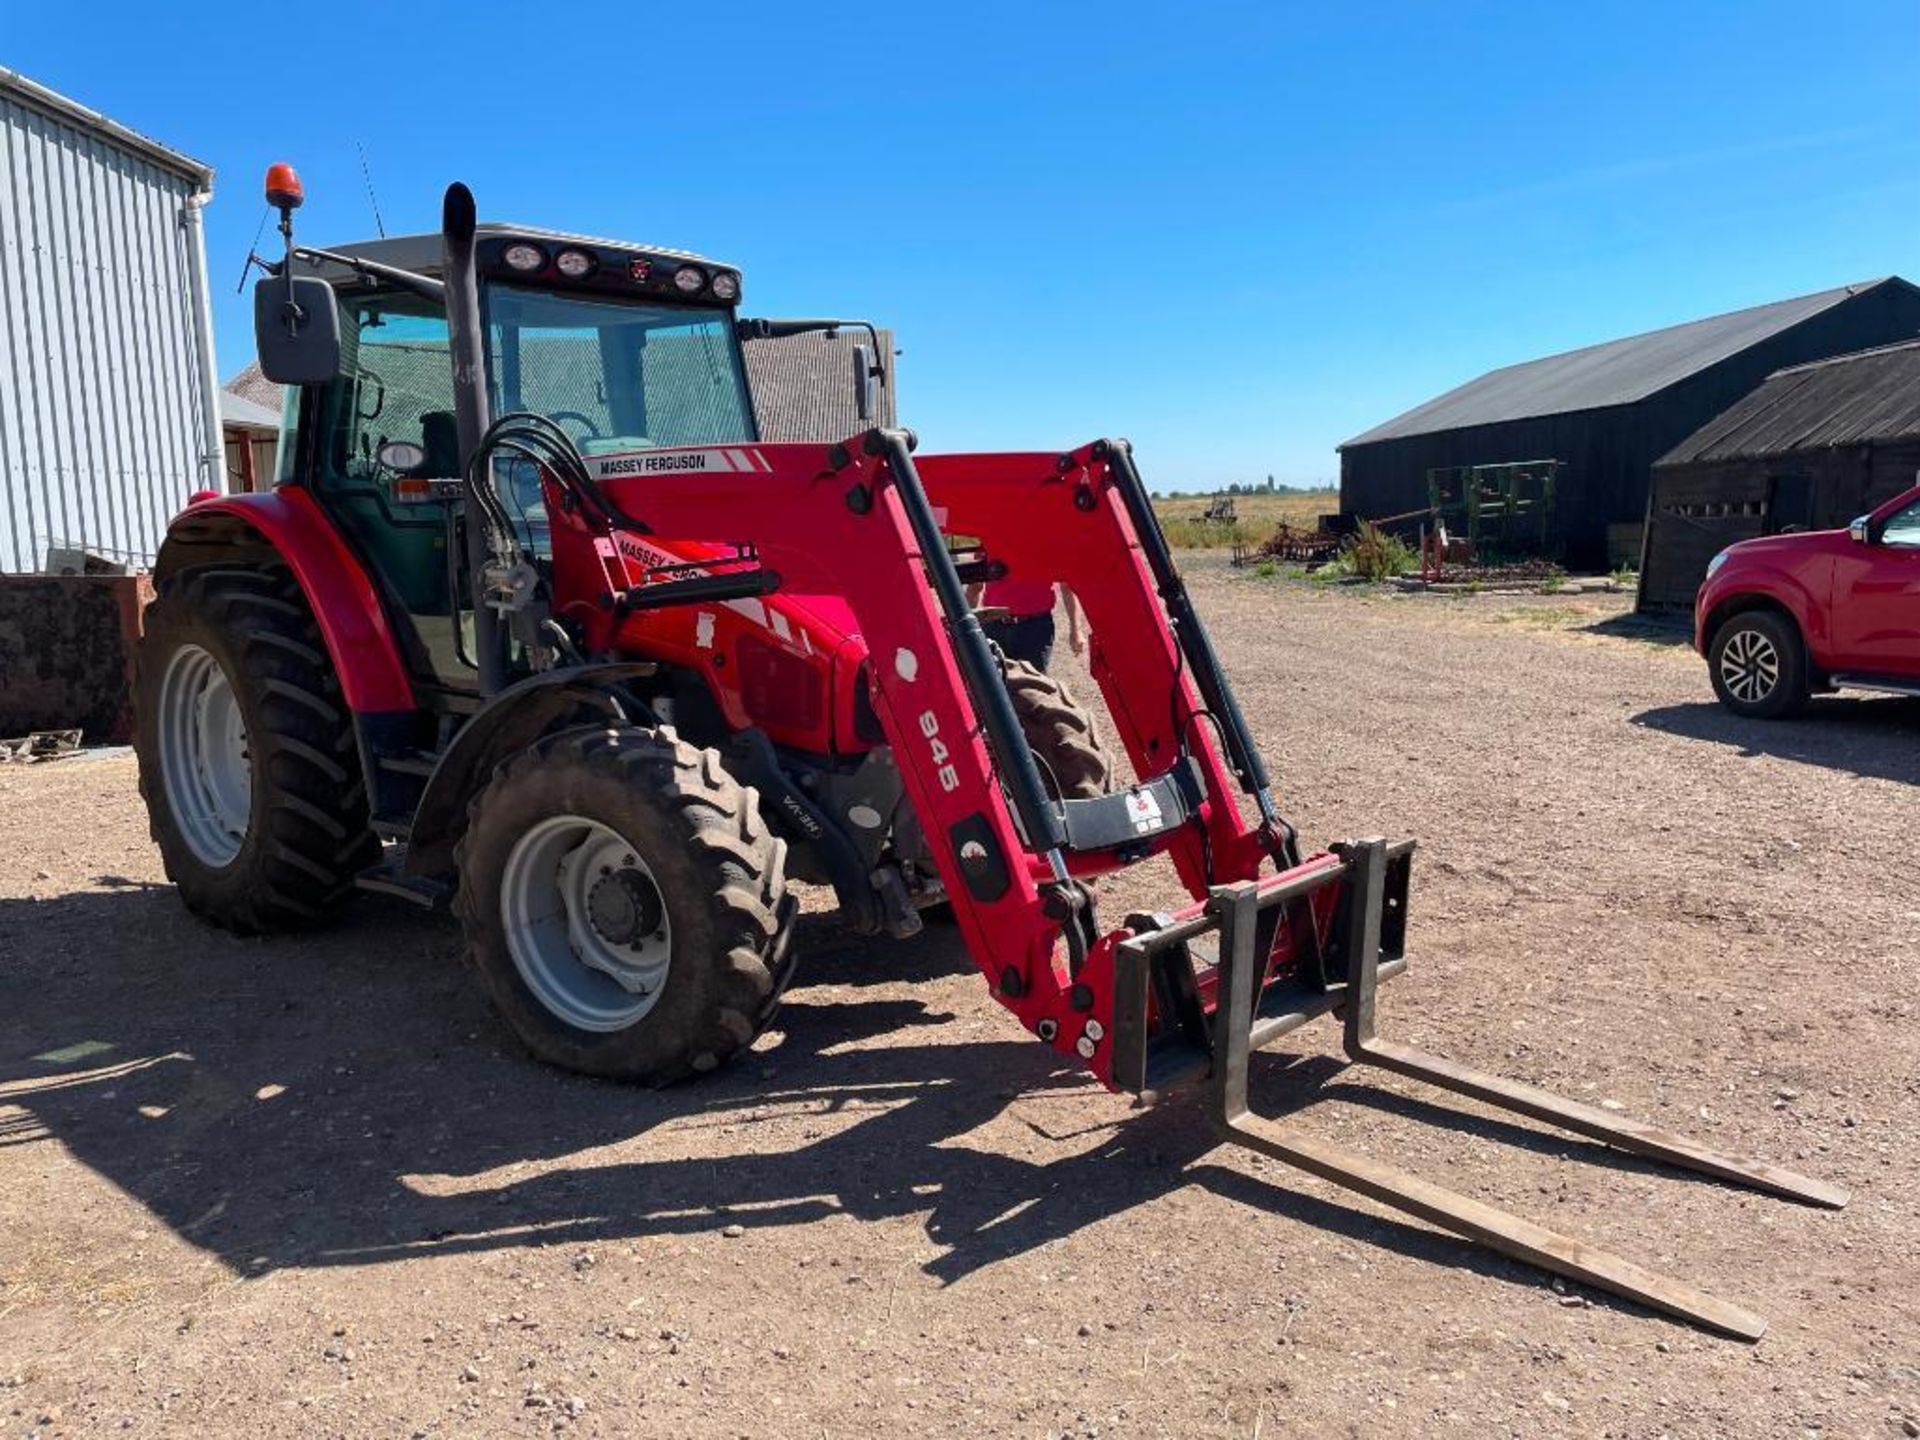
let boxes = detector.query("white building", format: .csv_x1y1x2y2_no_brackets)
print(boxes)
0,68,221,572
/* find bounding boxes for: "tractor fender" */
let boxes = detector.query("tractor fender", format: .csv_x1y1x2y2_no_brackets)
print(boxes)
402,662,660,880
155,491,416,714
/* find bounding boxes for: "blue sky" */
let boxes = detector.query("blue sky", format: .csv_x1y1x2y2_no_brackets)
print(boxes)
10,1,1919,489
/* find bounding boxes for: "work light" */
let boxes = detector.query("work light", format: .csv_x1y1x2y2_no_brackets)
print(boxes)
672,266,706,294
503,242,546,272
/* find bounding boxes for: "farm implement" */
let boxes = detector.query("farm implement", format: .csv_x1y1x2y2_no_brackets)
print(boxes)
134,165,1843,1340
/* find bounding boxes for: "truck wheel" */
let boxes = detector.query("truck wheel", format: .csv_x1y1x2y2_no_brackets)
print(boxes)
1708,610,1809,718
134,565,381,932
455,725,798,1082
1000,658,1111,799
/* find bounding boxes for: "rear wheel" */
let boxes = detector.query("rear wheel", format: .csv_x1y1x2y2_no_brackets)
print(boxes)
999,657,1111,799
134,565,380,931
1708,609,1809,718
454,725,797,1082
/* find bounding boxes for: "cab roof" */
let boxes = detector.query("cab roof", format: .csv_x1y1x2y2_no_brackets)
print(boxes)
299,224,726,282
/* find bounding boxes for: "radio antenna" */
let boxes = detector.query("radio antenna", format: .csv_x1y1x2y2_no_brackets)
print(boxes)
356,140,388,238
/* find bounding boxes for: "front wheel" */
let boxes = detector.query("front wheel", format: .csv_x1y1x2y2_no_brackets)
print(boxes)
1708,609,1809,719
454,725,797,1082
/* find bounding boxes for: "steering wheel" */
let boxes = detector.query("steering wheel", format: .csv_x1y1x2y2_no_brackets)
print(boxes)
548,411,603,443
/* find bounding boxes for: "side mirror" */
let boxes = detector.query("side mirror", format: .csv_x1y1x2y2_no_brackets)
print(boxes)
852,342,876,423
253,274,340,385
1849,516,1872,544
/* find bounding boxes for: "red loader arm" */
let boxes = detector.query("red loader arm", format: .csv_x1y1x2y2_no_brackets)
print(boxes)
562,430,1336,1089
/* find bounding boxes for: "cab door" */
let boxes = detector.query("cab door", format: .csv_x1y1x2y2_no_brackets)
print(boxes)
1831,493,1920,677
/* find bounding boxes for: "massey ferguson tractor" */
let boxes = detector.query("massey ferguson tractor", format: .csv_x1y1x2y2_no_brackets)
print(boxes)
134,165,1843,1339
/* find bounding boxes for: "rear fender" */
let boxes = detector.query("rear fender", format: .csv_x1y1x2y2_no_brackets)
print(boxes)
155,492,416,714
402,662,659,880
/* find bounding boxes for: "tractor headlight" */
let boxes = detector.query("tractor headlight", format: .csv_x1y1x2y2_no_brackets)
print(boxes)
672,265,707,295
554,248,596,279
1705,549,1731,580
709,271,740,302
502,242,546,273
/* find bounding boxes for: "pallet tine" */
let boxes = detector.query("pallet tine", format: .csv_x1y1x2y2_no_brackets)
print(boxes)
1205,875,1770,1342
1335,838,1848,1211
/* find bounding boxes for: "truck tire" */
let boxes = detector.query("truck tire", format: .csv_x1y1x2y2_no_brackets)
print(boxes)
999,657,1111,799
134,565,381,932
1708,609,1809,719
455,725,798,1082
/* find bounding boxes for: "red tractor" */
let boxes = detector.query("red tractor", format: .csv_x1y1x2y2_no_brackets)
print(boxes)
134,166,1841,1337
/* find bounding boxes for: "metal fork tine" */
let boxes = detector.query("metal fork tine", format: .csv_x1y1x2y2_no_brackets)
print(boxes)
1204,867,1778,1342
1334,838,1848,1212
1349,1038,1849,1210
1220,1109,1769,1341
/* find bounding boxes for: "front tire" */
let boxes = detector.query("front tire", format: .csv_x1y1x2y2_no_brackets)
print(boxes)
133,565,380,932
1708,610,1809,718
454,726,797,1082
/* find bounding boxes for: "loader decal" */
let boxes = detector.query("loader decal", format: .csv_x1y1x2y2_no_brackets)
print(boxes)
917,710,960,793
587,447,771,480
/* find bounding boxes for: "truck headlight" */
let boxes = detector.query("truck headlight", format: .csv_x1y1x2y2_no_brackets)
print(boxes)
1705,550,1730,580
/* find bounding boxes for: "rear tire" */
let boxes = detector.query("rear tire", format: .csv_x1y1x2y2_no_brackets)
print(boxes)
998,657,1111,799
1708,609,1809,718
454,725,798,1082
133,564,380,932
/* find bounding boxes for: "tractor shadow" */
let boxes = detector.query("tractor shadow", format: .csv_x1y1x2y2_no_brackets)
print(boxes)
1632,695,1920,786
0,884,1698,1320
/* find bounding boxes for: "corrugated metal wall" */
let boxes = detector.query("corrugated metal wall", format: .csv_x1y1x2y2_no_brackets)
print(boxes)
0,83,214,572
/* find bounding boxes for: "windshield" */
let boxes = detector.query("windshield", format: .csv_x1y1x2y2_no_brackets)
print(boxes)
483,284,756,453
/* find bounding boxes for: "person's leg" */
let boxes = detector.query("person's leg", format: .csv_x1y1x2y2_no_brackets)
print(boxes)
984,613,1057,669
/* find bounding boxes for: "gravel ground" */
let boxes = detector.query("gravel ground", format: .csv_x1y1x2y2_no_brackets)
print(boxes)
1,559,1916,1439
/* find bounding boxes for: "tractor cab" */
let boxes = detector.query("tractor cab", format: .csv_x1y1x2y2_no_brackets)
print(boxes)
264,212,887,744
273,227,758,685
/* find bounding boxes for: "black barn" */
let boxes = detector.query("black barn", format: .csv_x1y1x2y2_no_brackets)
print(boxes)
1638,339,1920,612
1338,278,1920,568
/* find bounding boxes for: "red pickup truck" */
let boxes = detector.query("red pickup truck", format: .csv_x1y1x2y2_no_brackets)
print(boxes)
1695,484,1920,716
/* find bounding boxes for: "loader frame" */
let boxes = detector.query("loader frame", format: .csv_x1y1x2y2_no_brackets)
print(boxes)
552,426,1845,1337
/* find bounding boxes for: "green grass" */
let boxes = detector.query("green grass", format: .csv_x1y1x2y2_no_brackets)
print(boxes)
1151,491,1335,549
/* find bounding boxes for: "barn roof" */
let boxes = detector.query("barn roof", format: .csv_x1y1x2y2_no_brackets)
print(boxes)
218,390,282,432
1341,278,1906,449
1656,337,1920,467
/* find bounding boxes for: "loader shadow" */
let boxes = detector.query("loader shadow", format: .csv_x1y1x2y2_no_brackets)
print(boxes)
0,886,1687,1320
1633,696,1920,786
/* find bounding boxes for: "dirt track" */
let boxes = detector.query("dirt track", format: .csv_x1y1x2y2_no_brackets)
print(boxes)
2,562,1917,1439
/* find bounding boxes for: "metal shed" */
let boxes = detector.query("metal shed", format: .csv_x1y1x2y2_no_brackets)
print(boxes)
1638,339,1920,611
1338,279,1920,568
0,69,220,573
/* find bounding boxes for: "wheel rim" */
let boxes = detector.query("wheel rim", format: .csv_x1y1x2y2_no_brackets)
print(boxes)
1719,628,1781,704
499,815,673,1032
157,643,252,868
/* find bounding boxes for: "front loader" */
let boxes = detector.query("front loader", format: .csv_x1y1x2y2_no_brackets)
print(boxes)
134,165,1843,1339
